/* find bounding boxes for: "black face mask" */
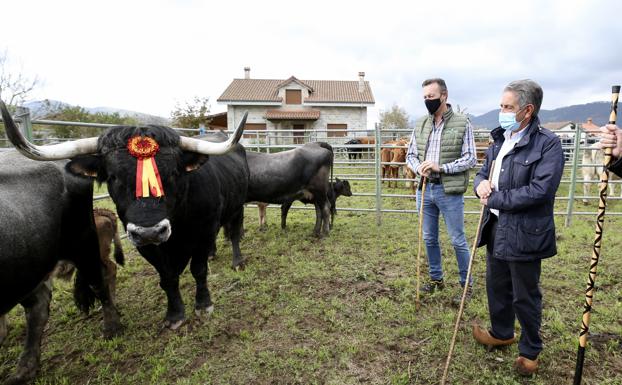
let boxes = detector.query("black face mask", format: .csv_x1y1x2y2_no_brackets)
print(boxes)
425,98,442,115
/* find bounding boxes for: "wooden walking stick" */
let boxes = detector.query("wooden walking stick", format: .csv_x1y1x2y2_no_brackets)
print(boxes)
573,85,620,385
415,176,428,305
440,161,495,385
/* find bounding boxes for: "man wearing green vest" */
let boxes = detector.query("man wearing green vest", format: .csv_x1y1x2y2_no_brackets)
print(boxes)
406,78,477,305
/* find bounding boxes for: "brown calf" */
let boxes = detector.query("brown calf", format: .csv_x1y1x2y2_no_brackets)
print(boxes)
48,208,124,301
382,138,409,188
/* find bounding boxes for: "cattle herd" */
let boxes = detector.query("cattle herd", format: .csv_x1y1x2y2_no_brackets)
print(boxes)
3,99,605,383
0,100,363,384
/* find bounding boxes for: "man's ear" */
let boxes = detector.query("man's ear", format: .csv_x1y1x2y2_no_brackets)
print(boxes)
524,104,535,120
66,155,103,179
182,152,209,172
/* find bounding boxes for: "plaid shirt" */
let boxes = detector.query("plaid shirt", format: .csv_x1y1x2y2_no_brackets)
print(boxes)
406,116,477,178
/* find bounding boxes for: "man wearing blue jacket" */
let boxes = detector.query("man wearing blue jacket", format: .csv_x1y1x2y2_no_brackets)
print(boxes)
472,79,564,376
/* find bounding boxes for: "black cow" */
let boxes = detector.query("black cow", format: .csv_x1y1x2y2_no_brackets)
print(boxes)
3,105,249,331
247,142,333,236
345,138,363,160
281,177,352,229
1,101,122,385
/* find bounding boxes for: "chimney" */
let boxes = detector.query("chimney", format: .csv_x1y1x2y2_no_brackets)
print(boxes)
244,67,251,79
358,72,365,93
587,117,593,124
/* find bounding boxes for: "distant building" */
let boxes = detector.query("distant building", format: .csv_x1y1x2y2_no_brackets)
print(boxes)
542,121,576,161
217,67,375,144
579,117,601,144
205,112,227,130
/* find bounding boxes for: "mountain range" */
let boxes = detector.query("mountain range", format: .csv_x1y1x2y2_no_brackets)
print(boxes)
21,99,611,130
469,101,611,129
23,99,171,125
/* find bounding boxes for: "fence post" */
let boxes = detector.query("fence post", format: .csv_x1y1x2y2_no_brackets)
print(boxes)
375,122,382,226
15,106,33,142
565,122,582,227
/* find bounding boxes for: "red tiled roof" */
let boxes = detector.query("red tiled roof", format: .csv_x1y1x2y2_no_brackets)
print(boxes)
541,121,573,130
277,76,313,91
265,109,320,120
581,118,601,135
218,78,374,104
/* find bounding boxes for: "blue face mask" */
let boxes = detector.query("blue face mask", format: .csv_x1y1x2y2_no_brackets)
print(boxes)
498,112,520,131
498,107,527,132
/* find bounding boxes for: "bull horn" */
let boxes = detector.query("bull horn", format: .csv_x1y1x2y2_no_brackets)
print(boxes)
179,111,247,155
0,99,98,160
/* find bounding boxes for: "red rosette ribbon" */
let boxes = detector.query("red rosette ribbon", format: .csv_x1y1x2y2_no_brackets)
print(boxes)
127,136,165,198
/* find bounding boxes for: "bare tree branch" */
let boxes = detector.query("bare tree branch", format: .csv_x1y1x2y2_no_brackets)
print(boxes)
0,49,40,106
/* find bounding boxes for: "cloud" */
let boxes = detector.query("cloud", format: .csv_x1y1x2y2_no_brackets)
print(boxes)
0,0,620,127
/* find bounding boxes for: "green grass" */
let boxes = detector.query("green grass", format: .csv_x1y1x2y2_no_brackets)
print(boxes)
1,162,621,384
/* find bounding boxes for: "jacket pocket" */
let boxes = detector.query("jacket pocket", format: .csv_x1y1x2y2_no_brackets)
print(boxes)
511,152,542,187
516,215,554,255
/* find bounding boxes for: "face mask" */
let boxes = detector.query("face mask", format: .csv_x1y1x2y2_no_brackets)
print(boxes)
425,98,442,115
498,112,519,131
498,107,526,131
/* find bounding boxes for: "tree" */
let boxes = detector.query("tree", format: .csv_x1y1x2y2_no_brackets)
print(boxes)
0,49,40,106
0,50,40,139
170,96,211,134
379,104,410,139
40,106,138,139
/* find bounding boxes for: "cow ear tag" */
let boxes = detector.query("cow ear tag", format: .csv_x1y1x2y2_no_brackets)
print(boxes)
127,136,165,198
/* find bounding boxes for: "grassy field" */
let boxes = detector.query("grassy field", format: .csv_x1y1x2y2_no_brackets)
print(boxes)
1,163,622,385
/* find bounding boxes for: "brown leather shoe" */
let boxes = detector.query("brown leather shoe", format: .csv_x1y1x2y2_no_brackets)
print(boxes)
472,324,516,351
514,356,538,376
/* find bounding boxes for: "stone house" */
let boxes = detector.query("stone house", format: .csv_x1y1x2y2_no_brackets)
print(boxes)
217,67,375,144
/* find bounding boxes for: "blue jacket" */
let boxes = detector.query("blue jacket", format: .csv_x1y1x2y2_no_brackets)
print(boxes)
474,117,565,262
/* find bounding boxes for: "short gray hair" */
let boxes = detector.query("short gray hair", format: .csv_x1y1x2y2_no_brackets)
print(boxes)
504,79,543,116
422,78,448,95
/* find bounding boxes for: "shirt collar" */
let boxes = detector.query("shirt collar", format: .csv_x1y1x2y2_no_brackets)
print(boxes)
504,125,529,142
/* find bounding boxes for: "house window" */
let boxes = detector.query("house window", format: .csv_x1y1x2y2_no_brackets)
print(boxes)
285,89,302,104
243,123,266,138
327,124,347,137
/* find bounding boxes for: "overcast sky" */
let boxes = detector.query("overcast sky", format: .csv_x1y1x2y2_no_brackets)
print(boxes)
1,0,621,127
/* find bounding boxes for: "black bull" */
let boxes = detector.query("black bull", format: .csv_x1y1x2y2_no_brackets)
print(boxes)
0,150,122,385
246,142,334,236
2,101,249,334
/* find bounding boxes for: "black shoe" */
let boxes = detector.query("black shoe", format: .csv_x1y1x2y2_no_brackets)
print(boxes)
452,284,473,307
421,279,445,293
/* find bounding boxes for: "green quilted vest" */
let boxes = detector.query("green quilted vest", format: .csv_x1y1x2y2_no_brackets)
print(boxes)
414,107,469,194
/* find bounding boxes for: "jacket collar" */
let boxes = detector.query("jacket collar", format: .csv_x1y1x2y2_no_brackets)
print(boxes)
428,103,454,123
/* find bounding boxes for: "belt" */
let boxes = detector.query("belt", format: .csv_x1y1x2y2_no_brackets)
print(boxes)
426,177,442,184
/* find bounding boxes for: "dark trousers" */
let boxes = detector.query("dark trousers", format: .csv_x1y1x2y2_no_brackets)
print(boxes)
485,215,543,360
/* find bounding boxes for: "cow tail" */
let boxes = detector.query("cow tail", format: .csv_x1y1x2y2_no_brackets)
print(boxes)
73,271,96,314
318,142,334,184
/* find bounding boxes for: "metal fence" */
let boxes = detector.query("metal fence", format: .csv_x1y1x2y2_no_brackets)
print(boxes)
2,109,620,228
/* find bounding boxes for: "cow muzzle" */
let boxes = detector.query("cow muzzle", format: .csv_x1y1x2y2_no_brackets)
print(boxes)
126,219,172,247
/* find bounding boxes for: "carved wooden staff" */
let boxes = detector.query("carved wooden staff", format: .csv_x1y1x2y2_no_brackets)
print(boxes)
440,160,495,385
415,176,427,305
573,85,620,385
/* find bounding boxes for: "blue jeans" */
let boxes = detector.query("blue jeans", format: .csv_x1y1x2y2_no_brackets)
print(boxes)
416,183,471,286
